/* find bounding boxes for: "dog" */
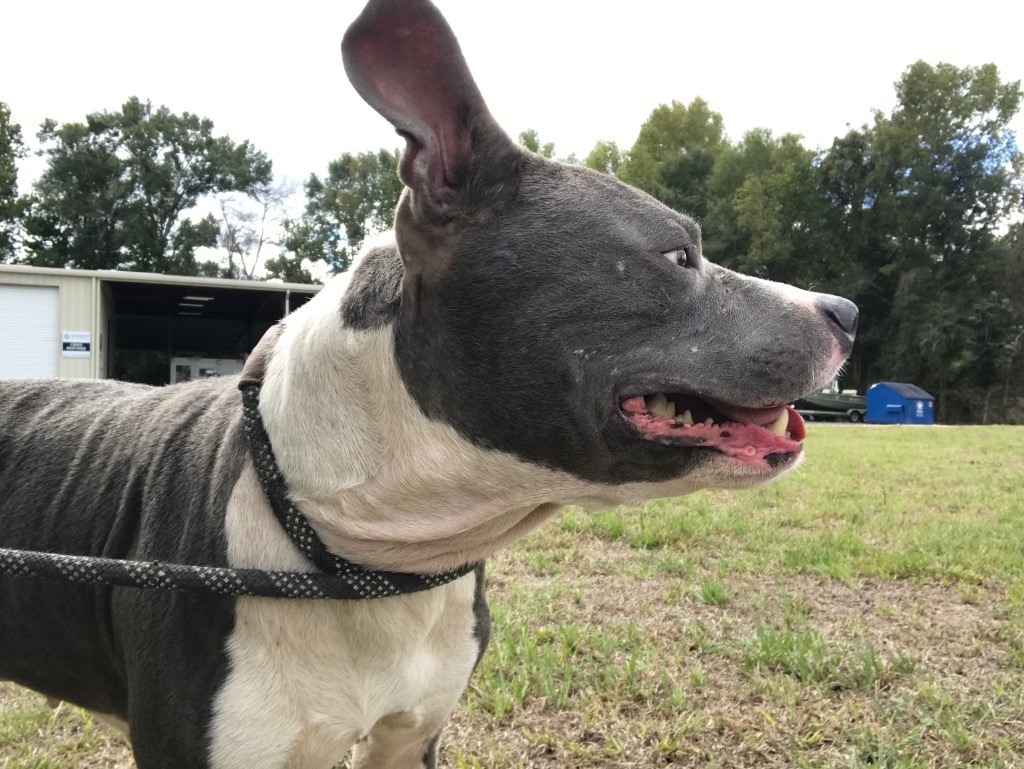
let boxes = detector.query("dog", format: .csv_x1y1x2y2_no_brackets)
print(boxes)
0,0,857,766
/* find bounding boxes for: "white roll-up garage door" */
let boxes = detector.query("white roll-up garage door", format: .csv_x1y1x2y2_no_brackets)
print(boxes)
0,285,59,378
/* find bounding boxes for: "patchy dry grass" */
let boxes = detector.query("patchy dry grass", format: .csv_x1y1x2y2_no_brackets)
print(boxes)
0,681,131,768
3,424,1023,767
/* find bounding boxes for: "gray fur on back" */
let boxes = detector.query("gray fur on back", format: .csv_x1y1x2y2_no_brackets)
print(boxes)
0,377,245,560
0,377,246,752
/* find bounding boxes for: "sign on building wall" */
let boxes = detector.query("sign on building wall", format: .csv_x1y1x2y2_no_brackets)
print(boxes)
61,330,91,358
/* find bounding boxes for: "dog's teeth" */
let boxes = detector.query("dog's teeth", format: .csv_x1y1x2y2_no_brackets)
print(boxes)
644,393,666,412
766,409,789,436
678,409,694,426
646,393,674,419
704,418,714,426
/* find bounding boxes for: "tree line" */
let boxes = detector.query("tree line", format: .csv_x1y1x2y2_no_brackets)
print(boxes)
1,60,1022,422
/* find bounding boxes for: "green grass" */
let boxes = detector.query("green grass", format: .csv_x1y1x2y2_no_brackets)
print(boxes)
699,577,731,605
556,425,1024,591
739,622,917,690
3,424,1023,768
0,683,128,768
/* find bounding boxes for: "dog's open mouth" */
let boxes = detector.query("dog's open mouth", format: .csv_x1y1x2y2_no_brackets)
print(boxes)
619,392,806,465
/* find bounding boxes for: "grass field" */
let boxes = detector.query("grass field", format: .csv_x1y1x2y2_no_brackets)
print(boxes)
3,424,1023,768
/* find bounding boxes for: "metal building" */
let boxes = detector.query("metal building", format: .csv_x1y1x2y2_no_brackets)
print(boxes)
865,382,936,425
0,265,320,384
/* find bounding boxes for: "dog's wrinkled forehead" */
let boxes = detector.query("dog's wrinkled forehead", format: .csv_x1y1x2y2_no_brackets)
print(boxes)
489,159,702,263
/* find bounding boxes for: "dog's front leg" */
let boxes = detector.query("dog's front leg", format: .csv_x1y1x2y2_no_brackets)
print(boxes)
350,714,442,769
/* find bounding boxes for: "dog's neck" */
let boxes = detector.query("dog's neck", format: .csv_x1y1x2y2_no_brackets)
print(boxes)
254,278,592,572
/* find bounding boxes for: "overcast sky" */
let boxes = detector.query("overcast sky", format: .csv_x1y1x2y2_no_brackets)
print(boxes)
5,0,1023,201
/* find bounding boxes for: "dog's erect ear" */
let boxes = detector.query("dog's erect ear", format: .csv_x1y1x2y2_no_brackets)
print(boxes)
239,325,283,388
342,0,508,207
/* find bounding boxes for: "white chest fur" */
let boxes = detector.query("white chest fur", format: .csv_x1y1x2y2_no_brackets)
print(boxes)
208,465,480,769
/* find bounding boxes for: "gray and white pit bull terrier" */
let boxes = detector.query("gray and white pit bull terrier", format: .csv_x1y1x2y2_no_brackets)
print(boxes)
0,0,858,766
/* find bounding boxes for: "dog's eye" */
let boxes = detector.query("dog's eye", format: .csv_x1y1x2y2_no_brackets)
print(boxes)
663,247,690,268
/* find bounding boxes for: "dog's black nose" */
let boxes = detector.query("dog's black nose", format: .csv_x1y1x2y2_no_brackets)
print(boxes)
817,294,859,341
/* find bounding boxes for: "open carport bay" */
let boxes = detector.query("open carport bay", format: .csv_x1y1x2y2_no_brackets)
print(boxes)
106,277,317,385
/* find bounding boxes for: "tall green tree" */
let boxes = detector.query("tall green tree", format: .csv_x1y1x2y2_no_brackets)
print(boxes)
264,252,315,284
583,140,623,175
703,128,781,267
730,133,836,287
819,61,1023,417
619,97,726,219
0,102,26,261
990,223,1024,421
873,62,1023,268
23,97,272,274
518,129,556,159
280,149,402,274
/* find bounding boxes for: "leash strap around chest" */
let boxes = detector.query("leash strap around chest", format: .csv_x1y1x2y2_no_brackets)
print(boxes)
239,383,477,598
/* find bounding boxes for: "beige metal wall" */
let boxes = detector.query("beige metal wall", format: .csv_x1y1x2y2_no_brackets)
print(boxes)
0,269,102,379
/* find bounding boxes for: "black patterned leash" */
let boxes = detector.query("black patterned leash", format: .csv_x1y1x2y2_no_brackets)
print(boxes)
0,385,478,600
0,549,369,599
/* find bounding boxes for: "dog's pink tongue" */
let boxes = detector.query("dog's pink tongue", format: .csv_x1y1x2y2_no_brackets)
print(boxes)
707,400,806,442
704,398,785,426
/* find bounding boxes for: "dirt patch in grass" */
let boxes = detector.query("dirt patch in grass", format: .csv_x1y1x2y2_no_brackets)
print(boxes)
449,542,1024,768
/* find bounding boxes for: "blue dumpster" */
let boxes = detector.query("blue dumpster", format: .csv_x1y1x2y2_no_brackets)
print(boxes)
866,382,935,424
